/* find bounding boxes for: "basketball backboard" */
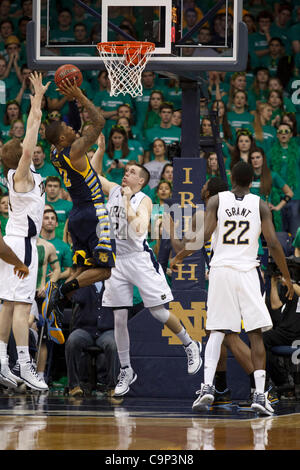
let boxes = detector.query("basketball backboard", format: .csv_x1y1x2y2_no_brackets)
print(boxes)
27,0,248,79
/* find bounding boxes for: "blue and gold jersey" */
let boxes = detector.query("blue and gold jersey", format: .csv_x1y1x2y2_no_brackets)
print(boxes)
51,146,104,207
50,146,115,267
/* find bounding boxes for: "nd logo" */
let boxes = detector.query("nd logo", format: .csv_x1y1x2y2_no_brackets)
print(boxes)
162,301,207,344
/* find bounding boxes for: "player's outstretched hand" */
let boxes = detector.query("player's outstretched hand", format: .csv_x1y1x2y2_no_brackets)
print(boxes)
57,78,83,100
29,71,50,97
14,263,29,279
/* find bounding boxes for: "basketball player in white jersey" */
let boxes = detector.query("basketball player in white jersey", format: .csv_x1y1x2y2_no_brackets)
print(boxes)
0,72,50,391
171,162,294,416
91,141,202,396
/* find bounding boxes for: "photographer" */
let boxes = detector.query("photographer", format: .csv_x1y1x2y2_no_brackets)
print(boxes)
263,257,300,390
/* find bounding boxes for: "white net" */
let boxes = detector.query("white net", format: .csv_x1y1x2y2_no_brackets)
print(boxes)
97,42,155,98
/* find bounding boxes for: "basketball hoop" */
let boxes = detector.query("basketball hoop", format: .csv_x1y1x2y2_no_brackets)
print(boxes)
97,41,155,98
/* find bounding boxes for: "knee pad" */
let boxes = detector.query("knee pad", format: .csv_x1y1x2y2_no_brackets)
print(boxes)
149,305,170,324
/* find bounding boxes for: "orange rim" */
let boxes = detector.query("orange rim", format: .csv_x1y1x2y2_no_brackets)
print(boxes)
97,41,155,57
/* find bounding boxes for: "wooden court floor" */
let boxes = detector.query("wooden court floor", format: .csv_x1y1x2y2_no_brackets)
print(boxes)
1,391,300,451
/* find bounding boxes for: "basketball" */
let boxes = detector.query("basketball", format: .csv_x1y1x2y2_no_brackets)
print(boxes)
54,64,83,88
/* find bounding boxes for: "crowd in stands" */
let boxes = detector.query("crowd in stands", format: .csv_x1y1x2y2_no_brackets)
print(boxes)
0,0,299,396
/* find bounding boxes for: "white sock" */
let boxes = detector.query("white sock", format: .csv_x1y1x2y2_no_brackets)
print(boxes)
177,327,192,347
16,346,31,364
254,369,266,394
37,372,44,380
0,341,7,360
204,331,225,385
114,309,131,368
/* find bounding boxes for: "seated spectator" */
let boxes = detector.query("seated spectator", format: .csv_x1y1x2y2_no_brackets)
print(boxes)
200,117,213,137
269,3,293,55
228,129,257,170
205,151,232,189
0,19,14,52
242,12,256,34
45,176,73,240
268,77,297,114
227,91,254,132
182,8,199,43
220,72,247,111
0,193,8,235
66,282,119,397
39,208,73,286
268,89,285,126
258,37,285,77
281,113,300,144
32,142,60,182
3,34,23,79
102,125,140,185
7,118,24,141
247,67,270,111
248,10,273,66
211,12,233,47
144,139,170,190
143,90,165,133
117,103,142,142
269,123,300,237
264,273,300,392
171,109,182,128
160,162,173,186
150,180,173,240
0,99,22,141
61,22,94,58
249,147,294,231
252,102,277,153
116,116,144,163
51,8,75,44
143,102,181,162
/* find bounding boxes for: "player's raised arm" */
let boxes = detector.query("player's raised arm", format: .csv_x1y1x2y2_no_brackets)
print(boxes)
91,132,118,196
57,79,105,166
14,72,50,185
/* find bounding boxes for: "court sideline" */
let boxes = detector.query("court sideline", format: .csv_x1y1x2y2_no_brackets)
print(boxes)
0,393,300,450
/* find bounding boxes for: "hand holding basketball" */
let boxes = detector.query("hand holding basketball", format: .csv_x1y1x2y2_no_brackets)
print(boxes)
56,77,83,100
55,64,83,89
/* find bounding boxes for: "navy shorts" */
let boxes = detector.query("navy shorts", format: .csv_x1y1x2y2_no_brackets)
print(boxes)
68,205,116,268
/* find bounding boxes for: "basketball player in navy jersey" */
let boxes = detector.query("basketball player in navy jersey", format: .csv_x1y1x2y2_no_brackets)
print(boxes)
171,162,294,416
0,72,50,391
43,79,115,320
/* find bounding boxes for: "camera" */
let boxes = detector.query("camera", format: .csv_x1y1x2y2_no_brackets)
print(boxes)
166,142,181,162
266,256,300,284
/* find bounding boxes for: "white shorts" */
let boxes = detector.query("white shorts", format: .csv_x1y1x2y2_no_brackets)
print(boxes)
102,250,173,308
0,235,38,304
206,266,272,333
